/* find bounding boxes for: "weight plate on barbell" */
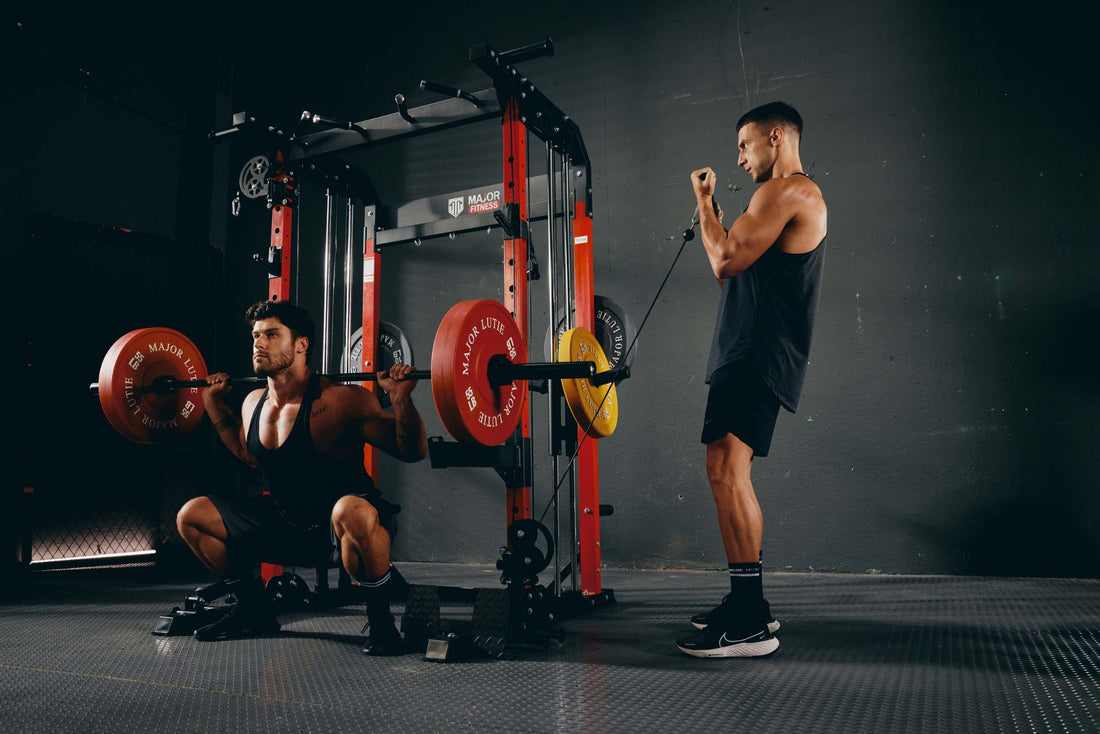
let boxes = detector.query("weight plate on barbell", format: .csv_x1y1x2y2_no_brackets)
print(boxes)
97,327,209,444
341,322,415,410
557,326,618,439
544,294,637,375
432,299,527,447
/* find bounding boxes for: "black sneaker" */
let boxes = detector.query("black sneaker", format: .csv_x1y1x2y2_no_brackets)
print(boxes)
193,603,281,641
361,618,404,656
692,595,780,633
676,621,779,658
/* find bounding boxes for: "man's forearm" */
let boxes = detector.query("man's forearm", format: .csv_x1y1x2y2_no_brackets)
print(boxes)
389,397,428,461
697,196,735,276
203,397,253,465
211,410,243,438
204,396,236,435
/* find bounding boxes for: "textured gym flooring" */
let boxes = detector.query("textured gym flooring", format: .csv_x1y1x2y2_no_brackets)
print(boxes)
2,563,1098,733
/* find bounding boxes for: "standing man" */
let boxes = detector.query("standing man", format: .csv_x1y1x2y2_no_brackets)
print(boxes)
176,299,427,655
678,101,827,658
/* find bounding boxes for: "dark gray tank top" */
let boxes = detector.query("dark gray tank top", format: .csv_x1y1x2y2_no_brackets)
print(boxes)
705,228,826,413
247,373,378,526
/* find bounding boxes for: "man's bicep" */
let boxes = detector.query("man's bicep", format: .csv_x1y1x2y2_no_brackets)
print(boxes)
726,190,791,270
725,209,781,272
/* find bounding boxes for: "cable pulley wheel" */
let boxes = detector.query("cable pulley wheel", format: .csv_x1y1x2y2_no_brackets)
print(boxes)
238,155,270,199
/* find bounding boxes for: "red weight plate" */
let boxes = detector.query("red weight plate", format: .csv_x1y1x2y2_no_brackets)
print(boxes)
97,327,209,444
431,299,527,446
95,332,143,442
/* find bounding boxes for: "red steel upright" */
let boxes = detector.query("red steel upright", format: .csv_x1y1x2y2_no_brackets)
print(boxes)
501,97,532,529
267,164,295,302
572,201,603,596
361,214,381,479
262,166,295,585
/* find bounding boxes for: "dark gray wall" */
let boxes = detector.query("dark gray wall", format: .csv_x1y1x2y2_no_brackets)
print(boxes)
4,11,229,584
9,1,1099,578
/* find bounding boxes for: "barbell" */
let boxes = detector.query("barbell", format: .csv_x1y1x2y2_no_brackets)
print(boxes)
91,298,621,447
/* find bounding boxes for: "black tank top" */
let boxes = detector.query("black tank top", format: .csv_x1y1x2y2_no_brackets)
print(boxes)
247,373,378,527
705,191,826,412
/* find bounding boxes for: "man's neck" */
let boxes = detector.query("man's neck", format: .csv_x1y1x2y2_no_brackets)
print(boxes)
772,153,804,179
265,365,312,407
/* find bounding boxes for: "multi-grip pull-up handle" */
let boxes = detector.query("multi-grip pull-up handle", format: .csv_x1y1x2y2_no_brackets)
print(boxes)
495,37,554,65
410,39,555,119
470,37,554,69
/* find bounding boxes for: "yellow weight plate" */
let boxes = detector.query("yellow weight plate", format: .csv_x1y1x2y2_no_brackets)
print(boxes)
557,327,618,438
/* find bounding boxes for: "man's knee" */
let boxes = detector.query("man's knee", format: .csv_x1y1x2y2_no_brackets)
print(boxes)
707,434,753,479
176,497,222,538
332,496,381,537
177,496,205,531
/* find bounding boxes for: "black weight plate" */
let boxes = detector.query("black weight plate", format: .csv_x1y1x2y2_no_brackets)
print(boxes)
544,294,638,374
342,322,414,410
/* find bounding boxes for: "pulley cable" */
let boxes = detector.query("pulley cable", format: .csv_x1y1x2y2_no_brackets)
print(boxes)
538,205,704,525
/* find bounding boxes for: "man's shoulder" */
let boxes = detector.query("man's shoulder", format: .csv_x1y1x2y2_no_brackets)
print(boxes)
318,380,382,415
753,175,814,202
752,176,825,219
241,387,265,409
319,379,369,398
774,174,826,216
767,173,822,193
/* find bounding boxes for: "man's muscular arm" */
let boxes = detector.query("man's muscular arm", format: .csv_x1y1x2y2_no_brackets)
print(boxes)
202,374,259,468
358,365,428,462
692,168,792,279
385,392,428,462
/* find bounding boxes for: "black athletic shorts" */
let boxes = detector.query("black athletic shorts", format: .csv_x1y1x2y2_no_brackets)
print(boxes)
207,492,400,567
700,360,782,456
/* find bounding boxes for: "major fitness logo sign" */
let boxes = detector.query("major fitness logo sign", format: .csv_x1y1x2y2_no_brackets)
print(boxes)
447,189,502,217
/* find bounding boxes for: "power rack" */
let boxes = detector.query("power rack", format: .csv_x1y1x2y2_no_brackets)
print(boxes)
203,39,620,658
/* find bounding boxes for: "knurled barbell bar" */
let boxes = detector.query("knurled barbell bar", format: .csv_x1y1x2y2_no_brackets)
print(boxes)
99,358,622,396
91,299,621,447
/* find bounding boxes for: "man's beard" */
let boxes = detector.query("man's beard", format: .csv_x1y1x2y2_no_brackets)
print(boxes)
253,349,294,376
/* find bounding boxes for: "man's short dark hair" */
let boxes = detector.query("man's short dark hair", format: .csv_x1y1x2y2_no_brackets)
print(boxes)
245,300,316,363
737,101,803,138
